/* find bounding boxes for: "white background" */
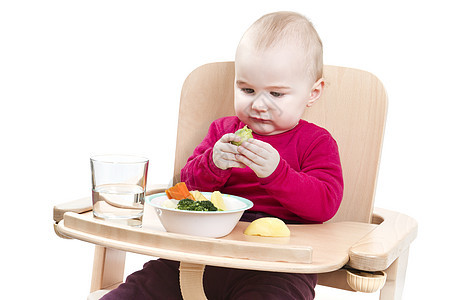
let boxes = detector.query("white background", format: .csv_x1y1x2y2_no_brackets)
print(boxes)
1,1,448,299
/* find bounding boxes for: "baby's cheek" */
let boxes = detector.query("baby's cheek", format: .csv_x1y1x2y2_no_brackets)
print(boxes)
235,107,248,121
278,113,301,128
234,101,245,114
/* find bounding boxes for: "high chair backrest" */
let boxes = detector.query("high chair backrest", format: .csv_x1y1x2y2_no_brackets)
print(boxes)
173,62,387,223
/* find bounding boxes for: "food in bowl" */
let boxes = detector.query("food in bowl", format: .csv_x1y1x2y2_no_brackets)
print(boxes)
165,182,194,200
147,192,253,237
164,184,226,212
191,190,208,201
211,191,226,210
176,199,219,211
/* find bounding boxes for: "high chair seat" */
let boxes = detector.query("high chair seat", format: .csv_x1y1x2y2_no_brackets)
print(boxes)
54,63,418,300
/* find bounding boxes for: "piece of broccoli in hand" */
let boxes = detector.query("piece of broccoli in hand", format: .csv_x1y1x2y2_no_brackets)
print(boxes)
231,125,253,146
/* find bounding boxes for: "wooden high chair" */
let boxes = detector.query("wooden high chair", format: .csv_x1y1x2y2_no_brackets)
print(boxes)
54,62,418,299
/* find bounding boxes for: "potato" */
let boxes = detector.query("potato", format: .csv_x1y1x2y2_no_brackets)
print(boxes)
162,199,177,209
244,217,290,237
210,191,226,211
191,190,208,201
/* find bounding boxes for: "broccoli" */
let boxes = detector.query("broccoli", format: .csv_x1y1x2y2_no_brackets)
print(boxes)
176,199,219,211
231,125,253,146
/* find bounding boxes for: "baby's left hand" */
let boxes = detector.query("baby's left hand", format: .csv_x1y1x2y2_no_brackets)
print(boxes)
236,139,280,178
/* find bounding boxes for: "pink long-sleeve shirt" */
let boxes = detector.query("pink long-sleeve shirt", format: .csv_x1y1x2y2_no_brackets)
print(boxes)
180,116,343,224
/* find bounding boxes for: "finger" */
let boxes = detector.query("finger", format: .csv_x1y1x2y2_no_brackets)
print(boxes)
235,153,259,169
226,161,246,168
216,154,246,168
236,146,264,166
217,142,240,154
214,151,240,162
220,133,241,144
244,138,273,152
238,140,272,163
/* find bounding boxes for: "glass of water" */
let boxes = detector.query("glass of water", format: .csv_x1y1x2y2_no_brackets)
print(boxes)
90,154,149,226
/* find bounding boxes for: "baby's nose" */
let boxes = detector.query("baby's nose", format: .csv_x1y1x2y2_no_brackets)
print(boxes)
251,93,269,111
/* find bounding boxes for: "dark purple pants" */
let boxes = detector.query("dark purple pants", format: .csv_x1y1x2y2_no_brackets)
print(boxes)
100,259,316,300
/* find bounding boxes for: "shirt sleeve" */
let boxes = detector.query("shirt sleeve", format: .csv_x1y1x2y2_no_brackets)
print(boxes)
258,133,344,223
180,121,233,191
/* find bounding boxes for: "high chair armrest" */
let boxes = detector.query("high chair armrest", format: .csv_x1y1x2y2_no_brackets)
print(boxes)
53,197,92,239
348,207,418,271
53,197,92,223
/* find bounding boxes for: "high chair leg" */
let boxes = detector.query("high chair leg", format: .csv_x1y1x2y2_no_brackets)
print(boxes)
90,246,126,292
379,247,409,300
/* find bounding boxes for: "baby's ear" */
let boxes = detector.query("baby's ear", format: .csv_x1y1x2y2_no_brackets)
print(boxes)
307,78,324,107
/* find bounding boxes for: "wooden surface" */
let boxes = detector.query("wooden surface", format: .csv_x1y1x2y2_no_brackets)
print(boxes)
57,202,378,274
173,62,388,224
349,207,418,271
54,198,417,299
90,246,125,292
173,62,236,185
54,197,417,299
310,66,388,224
53,197,92,223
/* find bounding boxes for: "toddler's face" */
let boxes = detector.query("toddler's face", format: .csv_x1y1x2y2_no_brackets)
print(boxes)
234,42,322,135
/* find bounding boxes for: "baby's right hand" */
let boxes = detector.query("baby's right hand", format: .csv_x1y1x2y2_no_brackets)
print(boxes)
212,133,246,170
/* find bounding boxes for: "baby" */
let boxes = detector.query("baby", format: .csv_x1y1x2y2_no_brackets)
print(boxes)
182,11,342,225
102,11,343,300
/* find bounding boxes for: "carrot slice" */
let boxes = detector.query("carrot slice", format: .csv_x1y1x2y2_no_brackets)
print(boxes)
165,182,194,200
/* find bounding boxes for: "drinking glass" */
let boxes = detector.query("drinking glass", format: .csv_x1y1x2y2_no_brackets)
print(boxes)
90,154,149,226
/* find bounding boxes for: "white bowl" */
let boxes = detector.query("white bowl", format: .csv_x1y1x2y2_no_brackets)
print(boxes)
147,192,253,238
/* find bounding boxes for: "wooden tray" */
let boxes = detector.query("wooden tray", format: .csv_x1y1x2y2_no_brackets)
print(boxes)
57,202,377,273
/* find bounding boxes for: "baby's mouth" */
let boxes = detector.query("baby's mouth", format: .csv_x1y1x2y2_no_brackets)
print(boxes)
250,116,271,122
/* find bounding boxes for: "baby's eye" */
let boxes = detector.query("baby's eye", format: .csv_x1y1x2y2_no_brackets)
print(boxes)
241,88,255,94
270,91,284,98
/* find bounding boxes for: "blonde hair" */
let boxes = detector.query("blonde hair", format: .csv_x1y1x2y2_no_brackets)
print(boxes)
239,11,323,81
